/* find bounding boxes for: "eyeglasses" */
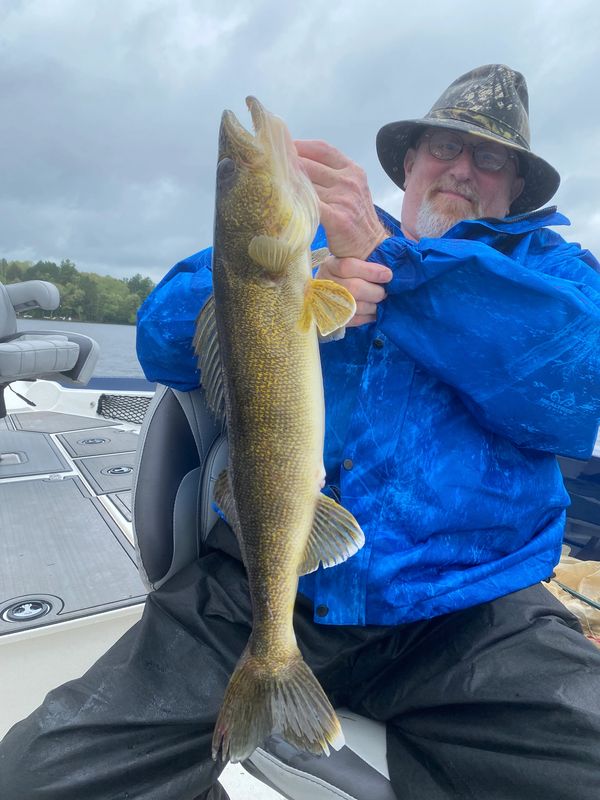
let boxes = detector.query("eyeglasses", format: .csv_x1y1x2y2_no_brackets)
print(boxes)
420,130,518,173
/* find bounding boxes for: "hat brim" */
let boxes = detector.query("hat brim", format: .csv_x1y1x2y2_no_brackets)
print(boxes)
376,118,560,216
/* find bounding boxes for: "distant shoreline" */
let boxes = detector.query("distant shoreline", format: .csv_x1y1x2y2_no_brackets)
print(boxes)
17,316,136,327
3,260,154,326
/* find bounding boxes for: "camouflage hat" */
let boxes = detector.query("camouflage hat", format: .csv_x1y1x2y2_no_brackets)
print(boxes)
376,64,560,215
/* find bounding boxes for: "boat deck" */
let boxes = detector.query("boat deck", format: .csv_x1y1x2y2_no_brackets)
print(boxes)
0,407,147,636
0,383,283,799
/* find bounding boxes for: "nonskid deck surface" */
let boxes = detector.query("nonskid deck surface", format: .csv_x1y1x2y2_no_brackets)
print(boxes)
0,408,147,636
0,402,288,800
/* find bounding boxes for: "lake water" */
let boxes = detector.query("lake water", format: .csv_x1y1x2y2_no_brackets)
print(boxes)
16,319,145,378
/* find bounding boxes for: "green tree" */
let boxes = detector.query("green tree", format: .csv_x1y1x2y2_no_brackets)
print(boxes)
79,273,101,321
2,257,156,324
25,260,61,283
6,261,30,282
58,282,86,320
59,259,79,283
124,273,155,303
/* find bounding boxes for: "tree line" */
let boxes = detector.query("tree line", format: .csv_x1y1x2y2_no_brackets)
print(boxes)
0,258,155,325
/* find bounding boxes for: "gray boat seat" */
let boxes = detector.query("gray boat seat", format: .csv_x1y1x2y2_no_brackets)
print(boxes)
132,384,394,800
0,280,100,415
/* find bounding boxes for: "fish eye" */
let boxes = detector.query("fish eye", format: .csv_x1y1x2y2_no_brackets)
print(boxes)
217,157,237,185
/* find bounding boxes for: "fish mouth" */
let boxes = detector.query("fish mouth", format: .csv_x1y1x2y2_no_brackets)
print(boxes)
246,95,269,135
218,96,319,244
219,107,263,165
219,97,299,180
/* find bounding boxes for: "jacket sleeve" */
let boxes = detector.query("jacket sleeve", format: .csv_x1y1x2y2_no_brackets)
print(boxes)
136,247,214,390
135,225,331,390
371,231,600,458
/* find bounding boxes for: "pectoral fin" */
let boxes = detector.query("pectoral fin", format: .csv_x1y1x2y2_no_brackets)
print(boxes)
194,295,225,420
299,279,356,337
248,235,293,277
298,494,365,575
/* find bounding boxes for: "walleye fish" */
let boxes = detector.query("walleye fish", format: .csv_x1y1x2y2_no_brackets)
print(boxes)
194,96,364,764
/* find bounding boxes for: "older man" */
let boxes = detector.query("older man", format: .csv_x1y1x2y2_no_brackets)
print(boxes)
2,65,600,800
296,70,533,321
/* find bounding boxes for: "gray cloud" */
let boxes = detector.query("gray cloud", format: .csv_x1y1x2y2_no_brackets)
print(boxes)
1,0,599,282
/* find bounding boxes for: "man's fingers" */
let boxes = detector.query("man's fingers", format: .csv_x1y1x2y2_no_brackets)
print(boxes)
296,139,387,260
354,301,378,317
348,312,377,328
345,280,387,305
316,256,391,321
323,256,392,284
299,157,337,190
295,139,349,170
300,156,362,193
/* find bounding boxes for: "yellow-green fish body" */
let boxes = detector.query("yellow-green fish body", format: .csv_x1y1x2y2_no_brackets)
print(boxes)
195,97,364,763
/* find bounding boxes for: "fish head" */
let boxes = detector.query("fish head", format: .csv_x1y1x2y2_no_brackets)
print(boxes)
214,96,319,280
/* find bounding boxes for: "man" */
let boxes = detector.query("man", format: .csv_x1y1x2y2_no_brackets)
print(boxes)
2,64,600,800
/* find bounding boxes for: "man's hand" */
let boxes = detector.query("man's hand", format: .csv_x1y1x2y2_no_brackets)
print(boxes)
317,256,392,327
296,139,389,260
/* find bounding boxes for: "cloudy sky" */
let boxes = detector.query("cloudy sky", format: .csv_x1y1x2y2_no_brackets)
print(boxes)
1,0,599,283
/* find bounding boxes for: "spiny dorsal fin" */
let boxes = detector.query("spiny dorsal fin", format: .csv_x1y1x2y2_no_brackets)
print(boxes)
194,295,225,420
299,278,356,336
298,493,365,575
311,247,331,270
248,235,293,277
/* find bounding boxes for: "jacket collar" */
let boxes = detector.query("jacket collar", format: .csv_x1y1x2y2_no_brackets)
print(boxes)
442,206,570,238
376,204,570,243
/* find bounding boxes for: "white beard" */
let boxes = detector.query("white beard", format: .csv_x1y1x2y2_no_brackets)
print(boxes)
415,198,462,238
414,185,483,239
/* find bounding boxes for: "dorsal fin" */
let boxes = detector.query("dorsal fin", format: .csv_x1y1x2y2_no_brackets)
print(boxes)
194,295,226,420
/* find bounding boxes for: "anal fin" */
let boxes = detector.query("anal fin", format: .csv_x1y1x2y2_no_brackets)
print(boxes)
299,494,365,575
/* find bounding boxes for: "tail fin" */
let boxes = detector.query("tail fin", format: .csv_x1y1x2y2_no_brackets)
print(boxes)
212,645,344,763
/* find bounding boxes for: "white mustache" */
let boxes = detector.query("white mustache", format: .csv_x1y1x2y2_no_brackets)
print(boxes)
429,180,479,204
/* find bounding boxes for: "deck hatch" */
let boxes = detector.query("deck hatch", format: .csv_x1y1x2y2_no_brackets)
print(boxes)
77,454,137,494
57,426,139,458
0,476,146,634
12,411,112,434
0,431,70,478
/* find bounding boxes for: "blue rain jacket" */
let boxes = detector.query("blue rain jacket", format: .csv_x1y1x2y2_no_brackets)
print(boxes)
137,206,600,625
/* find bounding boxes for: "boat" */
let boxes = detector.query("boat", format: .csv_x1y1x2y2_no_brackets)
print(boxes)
1,278,599,799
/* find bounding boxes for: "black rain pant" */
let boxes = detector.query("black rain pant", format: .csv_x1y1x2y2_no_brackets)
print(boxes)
1,549,600,800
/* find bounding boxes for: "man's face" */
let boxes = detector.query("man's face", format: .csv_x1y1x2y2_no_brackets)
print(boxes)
400,128,525,241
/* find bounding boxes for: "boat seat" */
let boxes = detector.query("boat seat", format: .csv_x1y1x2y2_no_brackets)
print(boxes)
0,280,99,416
132,384,395,800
